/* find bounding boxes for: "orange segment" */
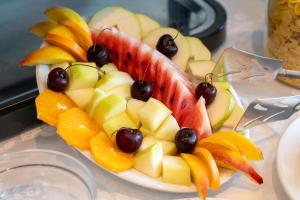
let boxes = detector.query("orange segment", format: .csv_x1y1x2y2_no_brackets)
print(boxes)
35,89,76,126
57,108,100,150
30,20,57,37
90,132,134,172
62,21,92,51
45,33,87,61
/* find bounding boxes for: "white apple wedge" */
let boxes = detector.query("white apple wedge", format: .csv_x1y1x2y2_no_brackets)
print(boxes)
143,27,190,71
136,13,160,38
88,7,142,40
223,103,244,128
186,36,211,61
134,143,163,178
188,60,215,80
65,88,94,109
207,85,235,130
162,156,192,186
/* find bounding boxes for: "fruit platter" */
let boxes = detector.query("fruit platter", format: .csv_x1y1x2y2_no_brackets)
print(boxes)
21,6,264,199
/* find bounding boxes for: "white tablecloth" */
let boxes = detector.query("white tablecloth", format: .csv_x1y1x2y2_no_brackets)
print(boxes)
1,0,300,199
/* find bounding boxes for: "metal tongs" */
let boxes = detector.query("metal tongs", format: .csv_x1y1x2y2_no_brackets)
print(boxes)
212,47,300,82
211,48,300,131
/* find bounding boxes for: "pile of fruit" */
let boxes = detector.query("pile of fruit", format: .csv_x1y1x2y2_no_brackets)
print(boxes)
21,6,263,200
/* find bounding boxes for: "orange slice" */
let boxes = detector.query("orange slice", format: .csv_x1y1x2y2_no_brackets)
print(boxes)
90,132,134,172
57,108,100,150
35,89,76,126
45,33,87,61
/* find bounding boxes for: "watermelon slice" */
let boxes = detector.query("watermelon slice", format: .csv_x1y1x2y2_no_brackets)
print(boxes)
92,28,212,139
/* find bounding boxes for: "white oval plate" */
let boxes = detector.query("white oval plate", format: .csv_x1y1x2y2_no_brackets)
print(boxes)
36,60,245,193
277,116,300,199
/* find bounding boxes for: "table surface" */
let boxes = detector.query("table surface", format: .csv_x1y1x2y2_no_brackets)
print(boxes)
1,0,300,199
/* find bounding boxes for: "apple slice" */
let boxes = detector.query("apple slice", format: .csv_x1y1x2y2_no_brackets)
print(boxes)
94,94,127,125
162,156,192,186
65,88,95,109
107,84,131,99
127,99,145,126
20,46,75,66
96,71,134,91
223,103,244,128
102,112,138,137
139,98,172,132
188,60,215,80
50,62,69,70
67,62,98,90
136,13,160,38
134,142,163,178
186,36,211,61
88,7,141,40
85,88,107,118
143,27,190,71
44,33,87,61
206,85,235,130
44,6,90,33
30,20,57,37
155,115,179,142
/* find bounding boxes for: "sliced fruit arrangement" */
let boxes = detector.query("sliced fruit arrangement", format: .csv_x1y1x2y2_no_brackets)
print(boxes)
25,6,264,200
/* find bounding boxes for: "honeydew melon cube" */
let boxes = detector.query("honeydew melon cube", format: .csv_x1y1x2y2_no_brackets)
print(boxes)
96,71,133,91
138,137,177,155
139,98,171,132
162,156,192,186
85,88,107,118
155,115,179,142
139,126,154,136
94,94,127,126
107,84,131,99
102,112,138,137
127,99,145,126
134,142,163,178
65,88,95,109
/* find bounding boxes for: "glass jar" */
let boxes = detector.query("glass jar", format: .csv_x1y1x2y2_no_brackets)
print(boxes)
268,0,300,88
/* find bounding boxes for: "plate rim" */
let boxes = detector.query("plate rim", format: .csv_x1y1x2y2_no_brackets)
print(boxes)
35,50,248,193
276,116,300,200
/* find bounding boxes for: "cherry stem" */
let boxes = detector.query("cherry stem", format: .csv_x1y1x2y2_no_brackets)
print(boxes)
205,73,214,84
94,27,113,45
173,30,180,40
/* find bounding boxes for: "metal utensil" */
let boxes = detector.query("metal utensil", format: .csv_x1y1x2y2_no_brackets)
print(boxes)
212,47,300,82
235,95,300,131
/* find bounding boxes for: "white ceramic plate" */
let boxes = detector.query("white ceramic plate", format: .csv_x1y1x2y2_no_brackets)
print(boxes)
36,61,245,193
277,116,300,199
